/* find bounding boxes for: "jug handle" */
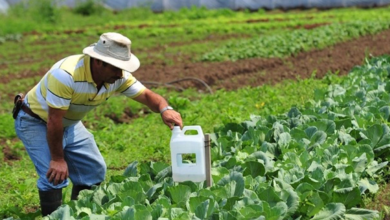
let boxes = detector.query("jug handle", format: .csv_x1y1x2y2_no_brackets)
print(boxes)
182,126,204,137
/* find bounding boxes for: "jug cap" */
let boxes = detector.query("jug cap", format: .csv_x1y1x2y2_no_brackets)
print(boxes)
172,126,181,132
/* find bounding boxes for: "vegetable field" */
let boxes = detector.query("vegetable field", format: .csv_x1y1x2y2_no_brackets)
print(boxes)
2,2,390,219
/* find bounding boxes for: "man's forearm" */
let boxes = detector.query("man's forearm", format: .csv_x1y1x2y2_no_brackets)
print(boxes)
47,120,65,161
134,89,183,129
136,89,169,113
149,93,169,113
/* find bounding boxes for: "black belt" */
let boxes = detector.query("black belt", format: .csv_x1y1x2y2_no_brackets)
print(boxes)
21,105,43,121
12,93,44,121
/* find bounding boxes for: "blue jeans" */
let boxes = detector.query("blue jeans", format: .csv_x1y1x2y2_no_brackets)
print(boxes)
15,109,106,191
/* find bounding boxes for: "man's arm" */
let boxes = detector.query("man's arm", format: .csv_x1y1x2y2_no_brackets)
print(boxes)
133,88,183,129
46,107,69,186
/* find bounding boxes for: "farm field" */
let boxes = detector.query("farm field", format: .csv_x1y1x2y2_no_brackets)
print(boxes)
2,2,390,219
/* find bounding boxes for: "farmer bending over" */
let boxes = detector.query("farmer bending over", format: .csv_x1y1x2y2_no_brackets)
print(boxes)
13,32,183,216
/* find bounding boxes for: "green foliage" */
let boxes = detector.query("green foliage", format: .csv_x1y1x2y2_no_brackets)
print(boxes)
0,0,61,35
0,145,40,219
9,0,60,24
30,0,59,23
168,96,191,112
0,114,16,138
161,6,235,21
73,0,106,16
201,21,390,62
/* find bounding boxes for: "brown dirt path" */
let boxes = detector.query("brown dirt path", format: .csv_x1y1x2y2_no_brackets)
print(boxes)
135,29,390,92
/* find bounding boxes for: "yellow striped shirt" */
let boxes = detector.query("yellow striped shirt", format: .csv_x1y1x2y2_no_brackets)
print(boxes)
25,54,145,127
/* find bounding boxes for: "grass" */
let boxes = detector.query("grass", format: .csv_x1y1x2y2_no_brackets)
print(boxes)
364,167,390,219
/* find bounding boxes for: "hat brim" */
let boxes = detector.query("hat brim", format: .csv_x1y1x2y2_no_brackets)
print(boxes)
83,46,140,73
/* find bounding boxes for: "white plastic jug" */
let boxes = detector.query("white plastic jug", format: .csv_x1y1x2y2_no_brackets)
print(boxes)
170,125,206,182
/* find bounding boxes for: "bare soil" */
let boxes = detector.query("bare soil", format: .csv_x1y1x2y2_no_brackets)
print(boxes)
1,138,22,163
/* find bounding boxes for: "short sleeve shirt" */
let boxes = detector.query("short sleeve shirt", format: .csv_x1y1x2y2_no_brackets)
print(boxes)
25,54,145,127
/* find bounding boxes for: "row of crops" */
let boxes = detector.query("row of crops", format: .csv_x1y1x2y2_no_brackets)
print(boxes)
2,19,389,81
201,21,390,61
30,55,390,219
2,5,390,38
2,6,390,57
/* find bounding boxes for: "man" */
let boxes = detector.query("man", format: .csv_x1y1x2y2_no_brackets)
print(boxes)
13,32,183,216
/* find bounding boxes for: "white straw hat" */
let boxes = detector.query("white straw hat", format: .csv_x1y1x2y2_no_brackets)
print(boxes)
83,32,140,72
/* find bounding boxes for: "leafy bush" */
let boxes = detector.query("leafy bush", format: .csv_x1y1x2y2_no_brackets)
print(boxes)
31,0,59,23
73,0,106,16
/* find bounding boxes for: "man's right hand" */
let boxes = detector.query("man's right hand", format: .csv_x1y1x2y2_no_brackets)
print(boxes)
46,159,69,185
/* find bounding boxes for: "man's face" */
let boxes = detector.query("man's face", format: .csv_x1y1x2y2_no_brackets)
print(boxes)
101,62,123,84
